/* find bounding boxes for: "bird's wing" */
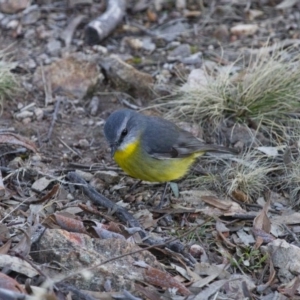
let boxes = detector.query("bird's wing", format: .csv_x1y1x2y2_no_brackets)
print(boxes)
142,117,236,160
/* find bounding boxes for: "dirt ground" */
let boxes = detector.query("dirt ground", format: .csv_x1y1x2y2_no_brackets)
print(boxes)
1,0,300,299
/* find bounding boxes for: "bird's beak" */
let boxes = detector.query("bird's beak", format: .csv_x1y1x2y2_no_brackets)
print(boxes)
110,144,116,158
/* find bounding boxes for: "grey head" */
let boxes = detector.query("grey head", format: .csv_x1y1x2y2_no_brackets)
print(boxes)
104,109,144,156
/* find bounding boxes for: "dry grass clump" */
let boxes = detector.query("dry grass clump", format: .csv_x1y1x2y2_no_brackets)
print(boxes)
164,48,300,139
280,145,300,205
190,151,279,201
221,153,278,200
0,53,19,110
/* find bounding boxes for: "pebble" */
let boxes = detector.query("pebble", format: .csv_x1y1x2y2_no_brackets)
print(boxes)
34,108,44,120
67,193,74,200
6,19,19,29
167,44,191,61
180,51,202,65
15,110,34,120
31,154,42,163
24,28,35,39
75,170,93,181
46,39,62,55
89,177,105,190
26,58,37,69
78,139,89,149
22,117,32,124
22,5,41,25
94,170,119,184
92,45,108,54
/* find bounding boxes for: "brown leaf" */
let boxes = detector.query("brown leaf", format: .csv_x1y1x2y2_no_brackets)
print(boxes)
10,228,31,257
257,258,276,292
0,132,37,153
135,283,162,300
0,224,10,242
201,196,231,210
26,184,60,204
0,272,26,293
144,266,192,296
91,223,126,240
252,228,275,244
253,197,271,232
278,275,300,298
0,239,12,254
50,213,86,233
231,189,250,203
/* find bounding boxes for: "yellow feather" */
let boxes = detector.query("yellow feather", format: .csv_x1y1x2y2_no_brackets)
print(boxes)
114,140,202,182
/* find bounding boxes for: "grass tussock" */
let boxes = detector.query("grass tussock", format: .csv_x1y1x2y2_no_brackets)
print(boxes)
189,151,280,201
164,47,300,138
282,150,300,205
221,153,277,200
0,52,19,110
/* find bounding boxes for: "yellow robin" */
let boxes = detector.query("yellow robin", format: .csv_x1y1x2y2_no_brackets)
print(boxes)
104,109,236,183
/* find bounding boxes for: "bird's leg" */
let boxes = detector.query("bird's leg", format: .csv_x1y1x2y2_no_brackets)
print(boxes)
155,182,169,209
129,179,142,192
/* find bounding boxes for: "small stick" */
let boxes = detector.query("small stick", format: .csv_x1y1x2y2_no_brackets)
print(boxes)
44,97,61,142
0,170,5,197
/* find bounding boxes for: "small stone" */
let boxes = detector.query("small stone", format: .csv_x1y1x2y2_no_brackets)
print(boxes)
26,58,37,69
0,0,30,14
22,117,32,124
67,193,74,200
92,45,108,54
168,44,191,61
75,170,93,181
90,177,105,190
31,154,42,163
180,52,202,65
46,39,62,55
6,19,19,29
214,24,229,42
94,170,119,184
78,139,89,149
0,16,10,27
190,244,204,258
34,108,43,121
22,5,41,25
15,110,34,119
141,37,156,51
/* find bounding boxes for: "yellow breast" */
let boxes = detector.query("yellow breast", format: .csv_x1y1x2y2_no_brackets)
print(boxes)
114,140,140,177
113,140,199,182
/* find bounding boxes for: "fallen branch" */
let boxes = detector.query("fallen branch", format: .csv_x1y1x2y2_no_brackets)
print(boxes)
67,171,194,261
85,0,126,45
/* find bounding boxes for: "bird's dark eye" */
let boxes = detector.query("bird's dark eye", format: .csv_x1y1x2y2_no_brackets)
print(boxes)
121,128,128,136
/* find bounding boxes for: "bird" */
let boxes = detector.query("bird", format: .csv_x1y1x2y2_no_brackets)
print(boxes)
104,109,237,183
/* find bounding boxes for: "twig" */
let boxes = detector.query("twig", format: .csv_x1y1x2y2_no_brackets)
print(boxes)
61,15,86,48
0,170,5,197
283,224,300,246
44,97,61,142
40,64,53,106
57,137,82,157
